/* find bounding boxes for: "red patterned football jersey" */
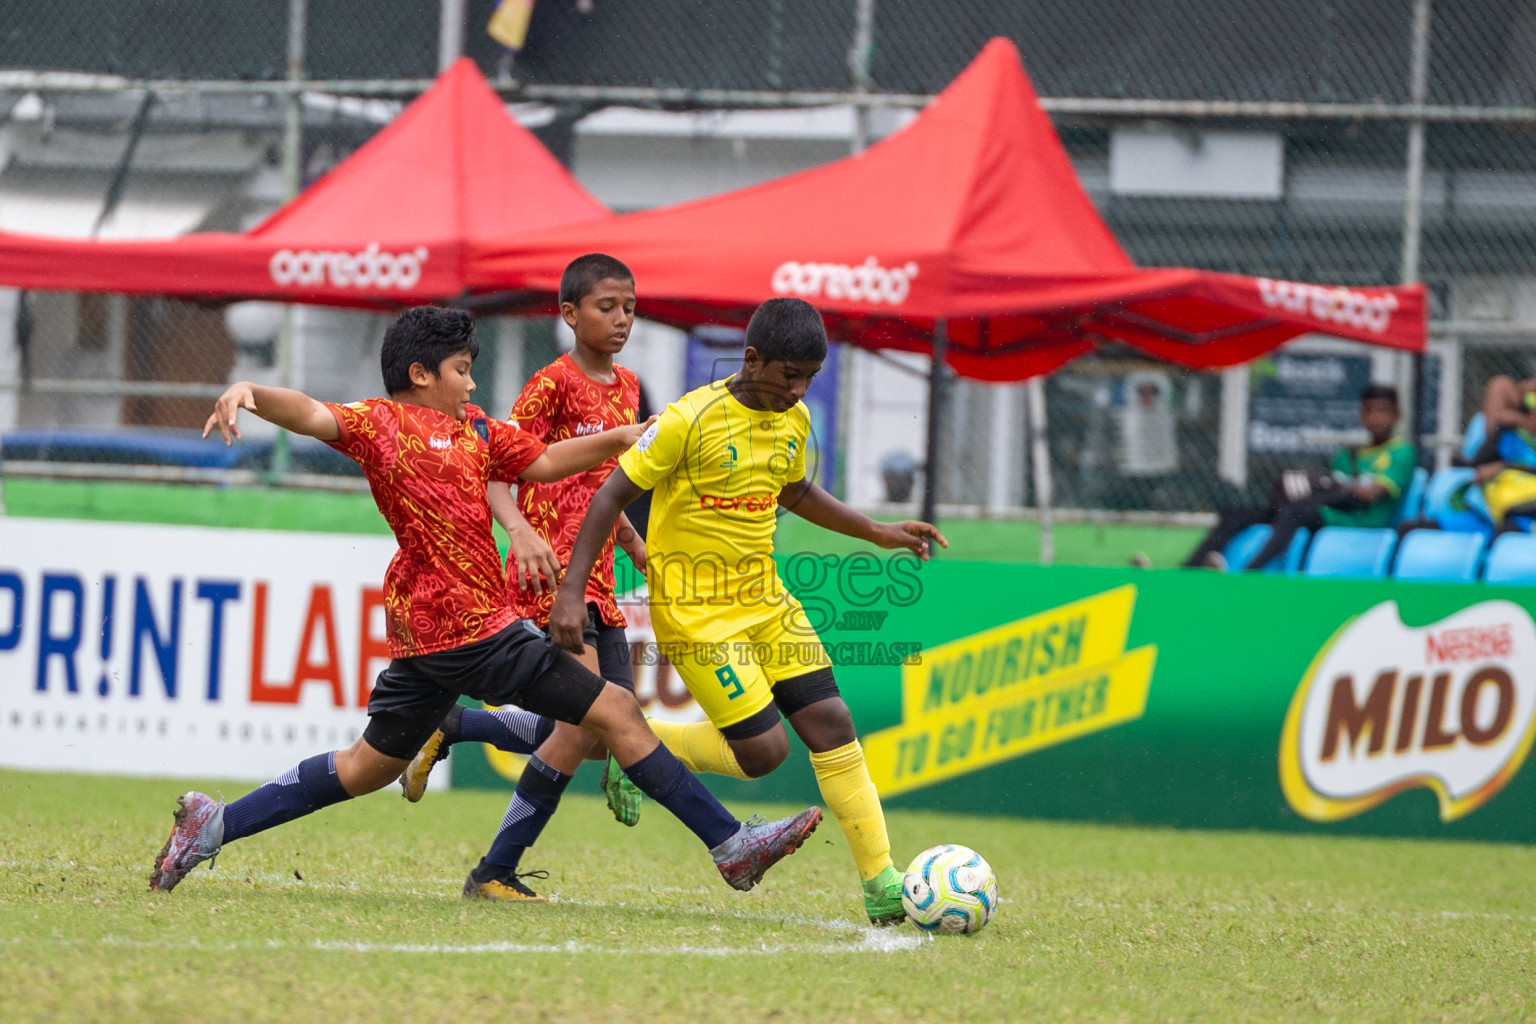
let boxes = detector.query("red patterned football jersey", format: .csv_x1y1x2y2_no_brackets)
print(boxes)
325,399,546,658
508,353,640,627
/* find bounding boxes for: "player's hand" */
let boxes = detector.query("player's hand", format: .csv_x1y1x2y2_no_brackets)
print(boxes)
625,536,646,574
508,526,562,597
615,522,646,574
614,414,659,448
875,521,949,561
549,587,588,654
203,382,257,446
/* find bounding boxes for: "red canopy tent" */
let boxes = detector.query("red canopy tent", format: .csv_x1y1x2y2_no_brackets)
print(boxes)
0,58,609,308
469,38,1425,382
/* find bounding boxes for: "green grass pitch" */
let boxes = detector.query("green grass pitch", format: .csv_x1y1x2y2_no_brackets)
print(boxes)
2,769,1534,1023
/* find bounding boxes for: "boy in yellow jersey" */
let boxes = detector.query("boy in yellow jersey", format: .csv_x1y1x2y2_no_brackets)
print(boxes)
550,297,947,925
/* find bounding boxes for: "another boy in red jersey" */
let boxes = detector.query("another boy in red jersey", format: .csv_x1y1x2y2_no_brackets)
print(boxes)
399,256,652,844
149,306,820,901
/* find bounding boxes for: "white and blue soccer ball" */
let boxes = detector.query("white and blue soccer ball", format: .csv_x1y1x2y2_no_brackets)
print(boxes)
901,844,999,935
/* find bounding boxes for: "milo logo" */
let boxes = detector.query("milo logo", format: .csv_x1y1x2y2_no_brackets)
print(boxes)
1279,601,1536,823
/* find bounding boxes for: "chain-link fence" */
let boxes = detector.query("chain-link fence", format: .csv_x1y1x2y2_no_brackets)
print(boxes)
3,1,1536,532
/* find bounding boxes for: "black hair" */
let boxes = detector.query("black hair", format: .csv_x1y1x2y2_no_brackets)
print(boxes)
1361,384,1400,407
745,297,828,363
380,306,478,395
559,253,634,307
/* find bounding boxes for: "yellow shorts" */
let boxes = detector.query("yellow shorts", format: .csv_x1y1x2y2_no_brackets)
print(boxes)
657,598,829,729
1484,468,1536,526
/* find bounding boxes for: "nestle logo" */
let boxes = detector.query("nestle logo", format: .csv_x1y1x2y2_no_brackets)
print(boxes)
1427,624,1513,664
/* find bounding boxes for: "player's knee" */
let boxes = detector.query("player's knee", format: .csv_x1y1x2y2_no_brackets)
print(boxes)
788,696,856,750
733,733,790,778
336,737,408,795
580,682,646,739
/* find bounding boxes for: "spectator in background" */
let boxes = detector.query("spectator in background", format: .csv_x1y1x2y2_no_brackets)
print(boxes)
1469,374,1536,528
1183,385,1415,571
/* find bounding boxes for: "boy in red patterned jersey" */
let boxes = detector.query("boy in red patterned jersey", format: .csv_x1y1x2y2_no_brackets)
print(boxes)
149,306,820,901
399,256,653,839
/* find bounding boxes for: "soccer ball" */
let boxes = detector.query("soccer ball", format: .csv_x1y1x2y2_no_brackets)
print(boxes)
901,844,999,934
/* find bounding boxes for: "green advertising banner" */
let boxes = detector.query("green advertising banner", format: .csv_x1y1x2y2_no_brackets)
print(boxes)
453,557,1536,843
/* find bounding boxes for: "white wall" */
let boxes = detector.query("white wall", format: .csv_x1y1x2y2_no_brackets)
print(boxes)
0,288,18,431
844,348,930,508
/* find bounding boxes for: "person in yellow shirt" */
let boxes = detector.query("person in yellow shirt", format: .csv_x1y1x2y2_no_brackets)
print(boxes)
550,297,947,925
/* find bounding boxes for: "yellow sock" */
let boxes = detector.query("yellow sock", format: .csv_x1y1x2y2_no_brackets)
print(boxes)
809,740,894,882
648,720,753,780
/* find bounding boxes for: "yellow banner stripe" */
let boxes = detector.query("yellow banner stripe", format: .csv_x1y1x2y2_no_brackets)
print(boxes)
867,645,1157,798
901,584,1137,722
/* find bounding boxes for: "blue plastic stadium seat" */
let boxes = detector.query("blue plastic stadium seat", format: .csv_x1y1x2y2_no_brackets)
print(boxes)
1304,527,1398,578
1422,467,1495,536
1221,524,1311,573
1397,466,1429,523
1222,525,1269,571
1462,412,1487,462
1392,530,1486,582
1484,533,1536,585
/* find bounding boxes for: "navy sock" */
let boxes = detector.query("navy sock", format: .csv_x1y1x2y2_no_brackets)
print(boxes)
480,756,572,873
457,707,555,754
222,752,350,844
621,745,740,849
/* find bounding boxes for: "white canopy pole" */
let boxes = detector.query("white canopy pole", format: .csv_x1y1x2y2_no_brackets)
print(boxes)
1027,376,1055,565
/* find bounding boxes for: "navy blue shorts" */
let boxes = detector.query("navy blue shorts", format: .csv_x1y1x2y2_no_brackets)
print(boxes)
363,619,606,759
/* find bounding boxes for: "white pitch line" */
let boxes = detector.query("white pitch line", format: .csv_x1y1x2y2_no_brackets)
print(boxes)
313,932,928,955
3,932,927,956
12,860,1536,930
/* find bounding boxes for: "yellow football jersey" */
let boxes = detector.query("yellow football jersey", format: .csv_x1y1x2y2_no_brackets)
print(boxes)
619,377,810,641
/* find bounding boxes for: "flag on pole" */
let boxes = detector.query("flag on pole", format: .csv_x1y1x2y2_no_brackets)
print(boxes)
487,0,536,51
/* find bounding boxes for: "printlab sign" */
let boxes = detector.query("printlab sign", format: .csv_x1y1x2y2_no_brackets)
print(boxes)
0,519,399,781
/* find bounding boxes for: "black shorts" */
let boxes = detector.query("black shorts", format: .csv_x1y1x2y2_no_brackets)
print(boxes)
584,602,634,692
364,619,606,759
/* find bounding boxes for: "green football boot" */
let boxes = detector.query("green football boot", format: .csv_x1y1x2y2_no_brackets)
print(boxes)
862,864,907,926
601,752,644,827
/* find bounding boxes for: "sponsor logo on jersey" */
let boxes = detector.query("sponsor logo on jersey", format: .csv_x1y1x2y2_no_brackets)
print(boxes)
429,436,453,450
269,243,430,291
863,585,1156,797
574,421,605,436
698,492,775,513
1279,600,1536,823
771,257,920,306
634,421,659,452
1258,278,1400,334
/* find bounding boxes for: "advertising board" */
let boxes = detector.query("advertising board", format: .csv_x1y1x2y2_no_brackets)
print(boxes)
9,515,1535,842
0,519,405,782
460,556,1536,843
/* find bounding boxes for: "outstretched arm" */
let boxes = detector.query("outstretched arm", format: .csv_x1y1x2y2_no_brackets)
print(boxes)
203,382,339,445
778,478,948,560
550,467,645,651
519,415,657,483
